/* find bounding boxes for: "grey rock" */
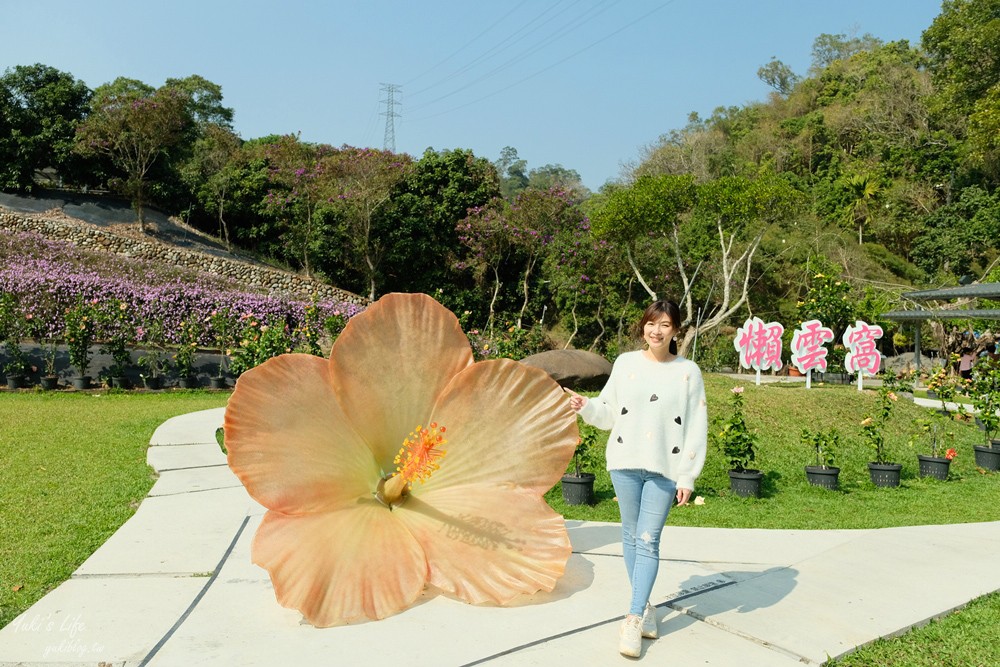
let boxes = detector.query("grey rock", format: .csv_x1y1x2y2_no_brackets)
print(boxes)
520,349,612,391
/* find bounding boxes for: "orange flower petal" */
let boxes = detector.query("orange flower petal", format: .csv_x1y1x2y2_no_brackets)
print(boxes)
422,359,578,494
328,293,474,468
396,485,571,604
253,503,428,627
226,354,378,514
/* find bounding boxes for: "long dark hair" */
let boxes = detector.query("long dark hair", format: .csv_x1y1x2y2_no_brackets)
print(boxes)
635,300,681,355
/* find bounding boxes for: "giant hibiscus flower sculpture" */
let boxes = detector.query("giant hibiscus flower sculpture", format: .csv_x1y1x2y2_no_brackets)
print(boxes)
225,292,578,627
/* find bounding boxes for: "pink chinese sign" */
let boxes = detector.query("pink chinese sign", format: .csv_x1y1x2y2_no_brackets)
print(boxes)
734,317,784,384
791,319,834,388
843,320,884,389
791,320,835,373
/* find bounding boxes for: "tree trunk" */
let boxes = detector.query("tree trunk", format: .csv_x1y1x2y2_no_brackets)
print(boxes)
517,255,536,329
563,294,579,350
486,266,501,334
675,220,763,356
626,246,657,301
589,296,606,352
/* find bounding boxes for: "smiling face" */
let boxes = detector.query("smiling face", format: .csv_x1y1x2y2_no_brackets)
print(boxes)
643,313,677,353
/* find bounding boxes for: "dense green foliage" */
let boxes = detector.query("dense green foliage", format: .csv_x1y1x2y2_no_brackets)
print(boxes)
4,3,1000,358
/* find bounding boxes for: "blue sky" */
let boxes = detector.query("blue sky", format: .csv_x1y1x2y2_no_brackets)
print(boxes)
2,0,944,190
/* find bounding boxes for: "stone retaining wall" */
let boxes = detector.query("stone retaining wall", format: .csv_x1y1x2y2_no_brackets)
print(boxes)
0,211,367,306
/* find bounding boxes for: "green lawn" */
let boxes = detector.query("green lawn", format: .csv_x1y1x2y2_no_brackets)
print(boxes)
2,377,998,663
0,390,229,628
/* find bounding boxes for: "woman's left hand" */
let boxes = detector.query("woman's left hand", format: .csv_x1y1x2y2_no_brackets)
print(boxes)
675,487,692,506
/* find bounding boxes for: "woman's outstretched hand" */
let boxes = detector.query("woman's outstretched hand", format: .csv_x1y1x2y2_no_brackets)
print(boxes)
564,388,586,412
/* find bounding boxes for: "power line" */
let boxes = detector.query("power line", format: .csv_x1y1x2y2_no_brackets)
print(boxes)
406,0,572,99
401,0,530,88
408,0,619,113
409,0,676,122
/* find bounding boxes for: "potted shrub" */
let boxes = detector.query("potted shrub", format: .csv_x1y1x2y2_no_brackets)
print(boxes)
173,316,202,388
910,417,957,481
926,362,957,417
561,423,599,505
719,386,762,498
40,341,59,390
208,309,232,389
969,360,1000,471
3,341,30,389
100,299,134,389
861,374,905,487
64,300,97,389
0,295,29,389
137,321,169,390
138,350,170,390
801,427,840,490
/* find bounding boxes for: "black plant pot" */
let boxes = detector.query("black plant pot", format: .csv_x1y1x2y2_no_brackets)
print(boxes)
40,376,59,391
974,445,1000,471
178,376,199,389
71,376,91,390
917,455,950,481
728,469,763,498
6,375,23,390
868,462,902,488
561,473,595,505
804,465,840,490
143,376,163,390
111,376,130,389
210,376,228,389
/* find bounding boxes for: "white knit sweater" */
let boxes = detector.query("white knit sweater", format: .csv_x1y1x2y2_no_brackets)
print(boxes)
579,351,708,490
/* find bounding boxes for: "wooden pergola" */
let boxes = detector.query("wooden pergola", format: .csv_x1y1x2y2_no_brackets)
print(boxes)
881,283,1000,375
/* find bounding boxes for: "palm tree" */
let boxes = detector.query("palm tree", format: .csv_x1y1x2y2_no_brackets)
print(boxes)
844,173,880,245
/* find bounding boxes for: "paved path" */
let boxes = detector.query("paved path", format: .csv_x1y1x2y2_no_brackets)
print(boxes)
2,408,999,666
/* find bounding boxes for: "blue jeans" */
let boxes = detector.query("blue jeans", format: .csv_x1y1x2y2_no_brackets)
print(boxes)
610,469,677,616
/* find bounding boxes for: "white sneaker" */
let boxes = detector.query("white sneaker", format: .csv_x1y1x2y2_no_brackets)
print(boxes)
619,614,642,657
641,603,658,639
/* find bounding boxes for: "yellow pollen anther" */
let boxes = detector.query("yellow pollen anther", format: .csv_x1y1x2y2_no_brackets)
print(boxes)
394,422,447,486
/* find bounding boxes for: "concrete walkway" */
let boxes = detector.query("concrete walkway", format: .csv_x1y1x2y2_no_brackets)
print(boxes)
2,408,999,666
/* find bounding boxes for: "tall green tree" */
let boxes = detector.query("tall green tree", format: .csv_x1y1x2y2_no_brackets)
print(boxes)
506,187,585,328
923,0,1000,115
262,134,334,277
327,146,412,300
590,174,696,300
0,64,91,191
181,123,242,250
75,78,191,230
378,148,500,306
494,146,528,200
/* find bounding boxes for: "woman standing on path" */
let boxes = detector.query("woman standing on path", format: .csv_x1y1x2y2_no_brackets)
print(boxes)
566,300,707,658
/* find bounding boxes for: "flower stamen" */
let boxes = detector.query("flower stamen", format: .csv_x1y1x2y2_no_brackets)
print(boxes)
395,422,447,485
377,423,447,508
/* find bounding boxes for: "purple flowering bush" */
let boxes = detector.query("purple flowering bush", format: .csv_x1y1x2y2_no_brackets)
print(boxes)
0,231,365,378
